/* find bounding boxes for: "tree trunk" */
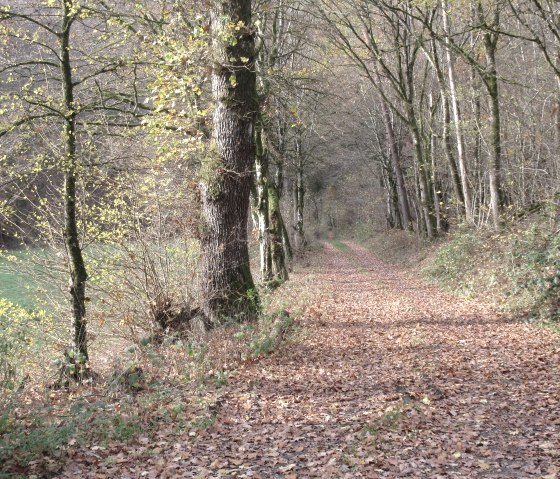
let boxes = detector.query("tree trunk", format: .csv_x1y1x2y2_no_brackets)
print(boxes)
201,0,259,324
555,55,560,177
441,91,464,218
254,118,272,284
425,35,465,220
428,93,444,233
269,182,288,282
61,2,88,369
381,158,401,229
486,70,502,227
442,0,473,223
480,2,502,227
408,104,435,239
379,96,413,231
471,64,483,219
275,155,293,263
271,120,294,263
293,137,306,250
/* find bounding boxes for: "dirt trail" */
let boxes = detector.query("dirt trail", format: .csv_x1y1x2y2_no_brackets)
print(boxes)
59,242,560,478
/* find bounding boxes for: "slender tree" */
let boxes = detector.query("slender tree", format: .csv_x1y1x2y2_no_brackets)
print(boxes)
0,0,147,374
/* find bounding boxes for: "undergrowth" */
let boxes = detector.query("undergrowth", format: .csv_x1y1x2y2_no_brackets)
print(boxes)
0,305,296,477
330,240,350,252
422,221,560,324
355,215,560,327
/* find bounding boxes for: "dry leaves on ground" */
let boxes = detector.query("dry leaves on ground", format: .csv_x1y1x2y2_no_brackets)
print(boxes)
53,241,560,478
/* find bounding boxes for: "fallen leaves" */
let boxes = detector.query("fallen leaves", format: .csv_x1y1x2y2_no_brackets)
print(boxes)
20,240,560,478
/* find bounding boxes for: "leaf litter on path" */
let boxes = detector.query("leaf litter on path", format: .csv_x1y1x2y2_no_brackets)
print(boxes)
56,241,560,478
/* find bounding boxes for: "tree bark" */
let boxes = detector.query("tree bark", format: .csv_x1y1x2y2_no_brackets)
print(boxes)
255,118,272,283
407,102,435,239
379,96,413,231
428,93,444,233
273,145,293,264
269,182,288,282
424,35,465,220
442,0,473,223
61,1,89,367
201,0,259,324
293,137,306,250
556,55,560,174
479,1,503,227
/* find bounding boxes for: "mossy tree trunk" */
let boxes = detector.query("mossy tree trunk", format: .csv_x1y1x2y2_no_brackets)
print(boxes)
268,181,288,282
200,0,259,324
479,1,503,228
61,1,89,367
253,4,290,285
273,120,293,264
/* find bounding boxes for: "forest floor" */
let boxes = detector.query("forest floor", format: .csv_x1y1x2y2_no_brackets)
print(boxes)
55,241,560,478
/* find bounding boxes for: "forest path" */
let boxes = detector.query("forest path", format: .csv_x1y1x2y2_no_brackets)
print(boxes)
61,241,559,478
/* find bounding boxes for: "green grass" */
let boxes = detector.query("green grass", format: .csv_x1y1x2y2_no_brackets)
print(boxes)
0,257,35,310
331,240,350,252
0,248,62,310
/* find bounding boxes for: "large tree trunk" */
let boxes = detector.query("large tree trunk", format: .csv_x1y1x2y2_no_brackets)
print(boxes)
201,0,259,324
61,3,88,369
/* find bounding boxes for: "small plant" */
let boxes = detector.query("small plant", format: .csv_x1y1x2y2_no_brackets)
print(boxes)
213,368,229,387
0,413,76,470
245,310,293,359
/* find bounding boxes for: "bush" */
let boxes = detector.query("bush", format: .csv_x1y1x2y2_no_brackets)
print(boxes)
0,299,58,397
422,229,483,294
507,225,560,321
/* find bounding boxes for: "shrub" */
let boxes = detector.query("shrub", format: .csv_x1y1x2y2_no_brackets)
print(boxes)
0,299,58,397
507,225,560,321
422,230,483,293
423,222,560,323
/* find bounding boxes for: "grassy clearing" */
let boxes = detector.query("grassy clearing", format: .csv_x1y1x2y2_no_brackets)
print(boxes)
0,249,53,310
